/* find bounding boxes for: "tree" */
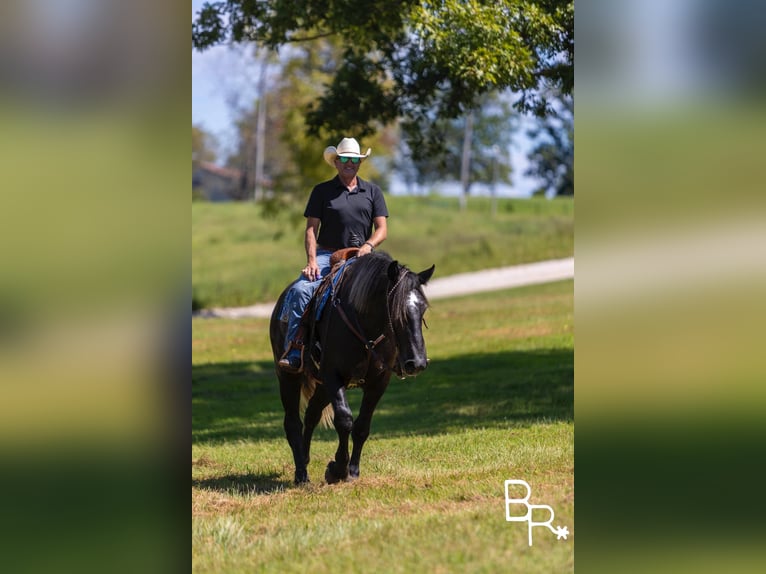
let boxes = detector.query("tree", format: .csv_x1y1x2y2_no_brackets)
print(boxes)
224,38,396,217
399,94,517,202
213,46,282,202
192,1,573,156
525,93,573,196
224,62,279,201
260,39,342,218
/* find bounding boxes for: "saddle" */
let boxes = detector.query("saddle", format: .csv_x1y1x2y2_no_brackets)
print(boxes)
330,247,359,266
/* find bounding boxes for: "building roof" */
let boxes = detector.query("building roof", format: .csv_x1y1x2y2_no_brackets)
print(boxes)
196,161,243,180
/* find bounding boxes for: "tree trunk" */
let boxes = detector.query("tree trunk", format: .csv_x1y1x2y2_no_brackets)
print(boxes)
253,53,268,202
459,110,474,211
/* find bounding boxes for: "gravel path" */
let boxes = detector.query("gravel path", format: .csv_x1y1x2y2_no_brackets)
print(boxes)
193,257,574,319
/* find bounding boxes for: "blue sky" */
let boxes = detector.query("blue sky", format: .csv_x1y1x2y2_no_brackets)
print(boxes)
191,1,538,197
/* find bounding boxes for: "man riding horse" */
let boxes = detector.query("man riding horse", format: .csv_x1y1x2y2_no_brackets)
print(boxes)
271,137,434,484
278,137,388,373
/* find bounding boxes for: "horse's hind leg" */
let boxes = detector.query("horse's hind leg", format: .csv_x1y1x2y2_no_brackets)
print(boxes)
349,379,389,479
302,387,330,466
279,375,309,484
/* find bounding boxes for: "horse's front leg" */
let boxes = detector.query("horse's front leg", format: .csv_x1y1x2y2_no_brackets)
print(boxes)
349,377,389,479
325,379,353,484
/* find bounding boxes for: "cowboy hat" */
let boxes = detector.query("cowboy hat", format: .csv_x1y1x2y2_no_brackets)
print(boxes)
323,137,372,167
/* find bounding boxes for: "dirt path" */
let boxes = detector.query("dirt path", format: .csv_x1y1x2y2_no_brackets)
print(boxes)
193,257,574,319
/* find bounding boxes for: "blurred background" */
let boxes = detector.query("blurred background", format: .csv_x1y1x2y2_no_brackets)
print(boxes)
0,1,188,572
576,1,766,572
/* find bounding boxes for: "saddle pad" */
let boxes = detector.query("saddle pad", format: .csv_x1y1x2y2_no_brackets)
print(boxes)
315,257,355,321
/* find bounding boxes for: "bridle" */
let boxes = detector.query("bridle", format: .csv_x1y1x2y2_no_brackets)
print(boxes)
331,267,410,378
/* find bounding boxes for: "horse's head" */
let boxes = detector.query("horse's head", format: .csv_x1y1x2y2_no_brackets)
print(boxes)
387,261,435,377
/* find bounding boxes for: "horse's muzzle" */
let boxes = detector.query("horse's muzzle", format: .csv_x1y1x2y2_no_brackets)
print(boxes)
403,358,428,376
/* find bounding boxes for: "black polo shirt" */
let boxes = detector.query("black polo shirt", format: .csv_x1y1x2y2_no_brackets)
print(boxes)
303,176,389,250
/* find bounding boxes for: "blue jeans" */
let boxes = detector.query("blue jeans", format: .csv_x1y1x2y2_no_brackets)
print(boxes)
280,250,333,351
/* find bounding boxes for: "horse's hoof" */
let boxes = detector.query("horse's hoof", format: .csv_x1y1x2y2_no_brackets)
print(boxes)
294,470,310,485
325,462,339,484
325,461,348,484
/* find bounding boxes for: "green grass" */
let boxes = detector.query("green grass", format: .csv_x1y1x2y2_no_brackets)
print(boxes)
192,280,574,572
192,195,573,308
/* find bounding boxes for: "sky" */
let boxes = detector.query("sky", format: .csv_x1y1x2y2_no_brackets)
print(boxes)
191,1,539,197
192,42,255,157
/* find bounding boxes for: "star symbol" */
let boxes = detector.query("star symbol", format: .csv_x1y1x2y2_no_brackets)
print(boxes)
555,525,569,540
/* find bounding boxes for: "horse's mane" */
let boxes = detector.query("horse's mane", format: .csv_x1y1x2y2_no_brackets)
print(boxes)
345,252,428,328
345,252,393,315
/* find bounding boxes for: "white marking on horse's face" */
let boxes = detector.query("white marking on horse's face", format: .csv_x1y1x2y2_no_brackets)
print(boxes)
407,290,421,309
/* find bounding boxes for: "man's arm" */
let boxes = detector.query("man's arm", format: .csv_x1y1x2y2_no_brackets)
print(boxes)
359,216,387,256
303,217,321,280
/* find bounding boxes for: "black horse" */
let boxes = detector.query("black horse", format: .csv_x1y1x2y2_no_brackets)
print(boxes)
270,251,435,484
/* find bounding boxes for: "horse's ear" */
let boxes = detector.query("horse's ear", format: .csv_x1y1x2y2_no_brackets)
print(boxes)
418,264,435,285
387,260,400,283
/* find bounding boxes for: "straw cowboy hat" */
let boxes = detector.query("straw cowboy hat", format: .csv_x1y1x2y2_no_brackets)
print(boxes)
323,137,372,167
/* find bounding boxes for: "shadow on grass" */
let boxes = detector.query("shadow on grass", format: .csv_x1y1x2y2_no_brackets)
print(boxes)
192,471,290,496
193,348,573,445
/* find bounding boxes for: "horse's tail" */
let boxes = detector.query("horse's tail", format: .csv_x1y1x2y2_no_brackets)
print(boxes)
300,375,334,429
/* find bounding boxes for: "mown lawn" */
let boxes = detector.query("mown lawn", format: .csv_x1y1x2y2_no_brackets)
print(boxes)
192,195,573,308
192,280,574,572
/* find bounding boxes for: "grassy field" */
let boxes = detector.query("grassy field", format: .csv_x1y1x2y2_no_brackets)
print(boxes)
192,280,574,572
192,195,573,308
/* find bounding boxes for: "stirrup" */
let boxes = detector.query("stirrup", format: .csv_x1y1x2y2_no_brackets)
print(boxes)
278,341,304,373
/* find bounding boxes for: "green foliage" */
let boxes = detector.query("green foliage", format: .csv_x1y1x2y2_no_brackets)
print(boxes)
257,43,337,215
192,195,573,308
225,39,397,216
192,1,574,148
192,281,574,571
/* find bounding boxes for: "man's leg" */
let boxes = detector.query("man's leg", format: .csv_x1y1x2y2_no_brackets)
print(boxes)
278,251,333,373
278,278,316,372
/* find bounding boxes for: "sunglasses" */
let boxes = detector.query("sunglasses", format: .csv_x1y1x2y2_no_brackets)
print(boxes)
338,156,361,164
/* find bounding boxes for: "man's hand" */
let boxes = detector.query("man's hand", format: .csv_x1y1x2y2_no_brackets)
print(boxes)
358,242,374,257
302,262,321,281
